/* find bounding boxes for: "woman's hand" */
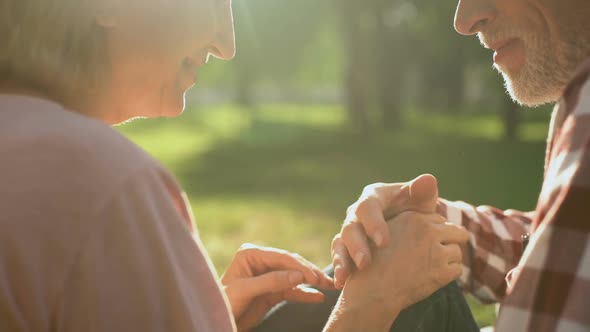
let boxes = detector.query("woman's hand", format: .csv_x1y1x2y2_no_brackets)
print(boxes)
221,244,334,332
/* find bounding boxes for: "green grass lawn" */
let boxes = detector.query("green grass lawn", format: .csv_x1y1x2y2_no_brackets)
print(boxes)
118,104,551,327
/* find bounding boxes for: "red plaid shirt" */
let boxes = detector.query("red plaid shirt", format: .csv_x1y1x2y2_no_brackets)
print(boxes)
438,59,590,331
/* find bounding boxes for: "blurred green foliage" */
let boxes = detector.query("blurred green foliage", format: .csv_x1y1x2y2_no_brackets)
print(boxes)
118,0,558,327
197,0,538,139
119,104,551,327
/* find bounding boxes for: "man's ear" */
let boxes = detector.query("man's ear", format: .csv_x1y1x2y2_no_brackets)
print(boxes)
408,174,439,213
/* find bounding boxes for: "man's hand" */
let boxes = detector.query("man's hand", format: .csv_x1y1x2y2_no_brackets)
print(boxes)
325,211,469,331
332,174,441,288
221,244,334,332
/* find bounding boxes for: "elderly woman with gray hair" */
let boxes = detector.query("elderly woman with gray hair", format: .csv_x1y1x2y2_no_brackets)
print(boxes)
0,1,476,331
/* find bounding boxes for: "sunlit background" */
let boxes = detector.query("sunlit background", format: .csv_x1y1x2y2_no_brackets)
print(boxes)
119,0,553,326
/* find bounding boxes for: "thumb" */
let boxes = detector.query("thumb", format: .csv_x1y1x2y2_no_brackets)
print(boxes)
407,174,439,213
239,270,304,299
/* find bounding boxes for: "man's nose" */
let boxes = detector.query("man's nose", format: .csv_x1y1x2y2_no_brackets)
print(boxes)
210,9,236,61
454,0,497,35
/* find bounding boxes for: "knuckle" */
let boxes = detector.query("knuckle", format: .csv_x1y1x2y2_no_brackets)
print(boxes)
341,223,367,249
346,201,359,215
274,272,289,287
354,198,372,216
447,265,462,281
341,221,359,239
331,234,342,247
292,253,304,261
362,183,380,195
273,247,290,256
237,243,257,254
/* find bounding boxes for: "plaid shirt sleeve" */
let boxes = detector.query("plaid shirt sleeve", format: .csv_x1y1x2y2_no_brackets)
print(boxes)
437,200,532,303
494,61,590,331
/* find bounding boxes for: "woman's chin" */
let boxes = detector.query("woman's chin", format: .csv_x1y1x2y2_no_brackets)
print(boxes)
161,94,187,118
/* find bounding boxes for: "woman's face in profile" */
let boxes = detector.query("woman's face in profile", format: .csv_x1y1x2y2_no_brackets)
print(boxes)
100,0,235,122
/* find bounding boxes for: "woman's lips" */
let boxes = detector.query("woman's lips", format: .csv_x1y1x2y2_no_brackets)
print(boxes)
182,59,201,85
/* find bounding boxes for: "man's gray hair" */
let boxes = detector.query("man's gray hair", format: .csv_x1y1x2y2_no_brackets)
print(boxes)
0,1,107,99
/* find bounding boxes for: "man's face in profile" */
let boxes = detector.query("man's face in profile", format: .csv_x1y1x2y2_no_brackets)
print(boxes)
454,0,590,106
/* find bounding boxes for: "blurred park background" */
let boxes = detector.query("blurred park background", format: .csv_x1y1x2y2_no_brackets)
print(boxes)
119,0,555,327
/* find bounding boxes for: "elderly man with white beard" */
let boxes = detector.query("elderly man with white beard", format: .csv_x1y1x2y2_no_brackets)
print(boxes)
329,0,590,331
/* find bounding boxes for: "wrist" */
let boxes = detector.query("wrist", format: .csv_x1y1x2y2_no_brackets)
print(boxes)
342,276,404,316
330,284,401,331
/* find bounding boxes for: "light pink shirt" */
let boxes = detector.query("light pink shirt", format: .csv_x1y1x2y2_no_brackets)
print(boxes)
0,95,235,331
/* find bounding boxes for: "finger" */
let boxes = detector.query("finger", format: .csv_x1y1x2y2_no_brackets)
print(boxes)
236,300,276,332
437,223,469,244
293,251,333,289
421,213,447,225
245,245,321,285
354,197,390,247
436,262,463,287
341,221,372,270
442,244,463,264
236,287,326,331
446,262,464,282
408,174,439,213
283,285,325,303
238,270,305,299
332,236,354,289
313,268,335,290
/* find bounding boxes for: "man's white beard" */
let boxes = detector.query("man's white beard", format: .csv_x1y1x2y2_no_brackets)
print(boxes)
499,31,590,107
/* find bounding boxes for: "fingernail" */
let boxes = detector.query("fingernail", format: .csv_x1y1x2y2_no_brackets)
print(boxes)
354,252,365,268
373,233,384,247
289,271,304,285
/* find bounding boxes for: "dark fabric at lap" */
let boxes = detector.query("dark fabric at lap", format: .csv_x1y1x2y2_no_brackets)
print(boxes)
253,266,480,332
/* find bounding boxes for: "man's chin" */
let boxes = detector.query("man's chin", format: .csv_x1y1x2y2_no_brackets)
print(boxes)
498,67,560,107
510,84,564,107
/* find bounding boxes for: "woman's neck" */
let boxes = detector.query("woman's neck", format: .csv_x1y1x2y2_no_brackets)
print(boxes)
0,80,118,125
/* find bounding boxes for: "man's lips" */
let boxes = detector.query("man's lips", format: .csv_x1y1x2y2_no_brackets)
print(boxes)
491,39,522,64
480,36,523,65
486,38,520,53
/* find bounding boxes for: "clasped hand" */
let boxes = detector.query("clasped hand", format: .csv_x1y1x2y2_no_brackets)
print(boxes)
334,175,469,317
222,175,469,332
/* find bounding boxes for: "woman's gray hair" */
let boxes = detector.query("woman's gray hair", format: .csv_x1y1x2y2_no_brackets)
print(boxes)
0,1,107,99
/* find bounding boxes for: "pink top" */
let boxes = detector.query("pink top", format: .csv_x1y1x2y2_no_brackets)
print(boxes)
0,95,236,331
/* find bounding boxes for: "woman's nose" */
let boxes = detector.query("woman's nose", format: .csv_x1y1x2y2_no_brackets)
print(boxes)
210,9,236,61
454,0,497,35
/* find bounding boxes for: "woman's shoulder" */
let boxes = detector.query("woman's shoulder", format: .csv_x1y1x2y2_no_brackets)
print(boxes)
0,95,168,210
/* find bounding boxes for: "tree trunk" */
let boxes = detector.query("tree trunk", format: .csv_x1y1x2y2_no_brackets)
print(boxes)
372,1,403,130
503,97,521,141
339,0,371,134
